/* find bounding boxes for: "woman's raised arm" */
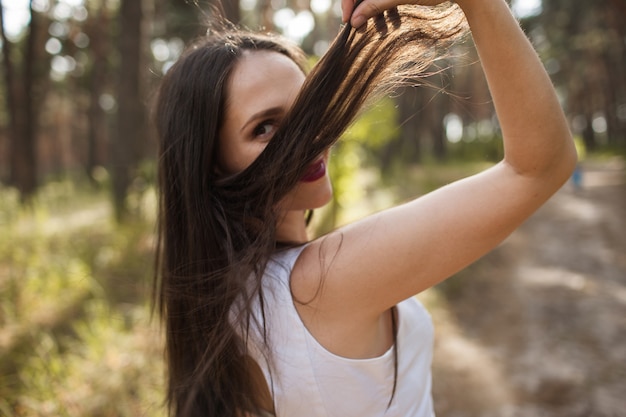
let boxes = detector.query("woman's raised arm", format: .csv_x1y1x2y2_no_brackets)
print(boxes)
293,0,577,325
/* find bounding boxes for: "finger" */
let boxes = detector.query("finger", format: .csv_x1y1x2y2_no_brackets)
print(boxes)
351,0,399,27
341,0,358,23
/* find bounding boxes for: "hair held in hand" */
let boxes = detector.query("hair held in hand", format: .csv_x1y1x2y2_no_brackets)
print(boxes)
153,4,467,416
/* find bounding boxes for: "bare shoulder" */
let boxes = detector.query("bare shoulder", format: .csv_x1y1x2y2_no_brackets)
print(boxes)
291,162,567,319
291,231,395,357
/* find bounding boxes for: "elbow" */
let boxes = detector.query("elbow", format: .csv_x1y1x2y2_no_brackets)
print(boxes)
551,133,579,184
506,132,578,187
545,142,578,194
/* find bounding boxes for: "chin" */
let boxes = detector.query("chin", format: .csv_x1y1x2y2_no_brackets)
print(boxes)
306,176,334,209
309,190,333,210
280,177,333,211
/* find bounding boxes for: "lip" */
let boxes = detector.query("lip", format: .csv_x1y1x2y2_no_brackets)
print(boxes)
300,159,326,183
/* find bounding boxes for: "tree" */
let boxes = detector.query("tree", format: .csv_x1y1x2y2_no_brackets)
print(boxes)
220,0,240,23
0,2,16,184
84,0,111,184
527,0,626,150
112,0,146,221
0,0,45,203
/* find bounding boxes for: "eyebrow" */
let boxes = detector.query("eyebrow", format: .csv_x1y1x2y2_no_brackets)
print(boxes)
240,107,284,133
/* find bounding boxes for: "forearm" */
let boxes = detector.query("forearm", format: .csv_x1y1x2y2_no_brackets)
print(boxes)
457,0,576,179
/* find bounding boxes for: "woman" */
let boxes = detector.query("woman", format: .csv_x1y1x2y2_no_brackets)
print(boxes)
153,0,577,416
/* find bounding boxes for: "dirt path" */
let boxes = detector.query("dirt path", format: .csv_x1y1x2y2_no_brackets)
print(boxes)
428,158,626,417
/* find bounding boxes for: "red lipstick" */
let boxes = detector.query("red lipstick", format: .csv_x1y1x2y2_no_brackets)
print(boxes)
300,159,326,183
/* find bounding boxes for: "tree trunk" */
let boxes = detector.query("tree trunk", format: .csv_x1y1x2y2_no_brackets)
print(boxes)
161,0,203,41
221,0,240,23
86,1,109,185
0,2,16,185
113,0,145,221
429,87,448,161
582,113,596,152
257,0,275,31
394,86,424,166
605,0,626,147
2,1,39,202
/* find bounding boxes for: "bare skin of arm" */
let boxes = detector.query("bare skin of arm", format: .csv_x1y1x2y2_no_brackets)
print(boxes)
291,0,578,359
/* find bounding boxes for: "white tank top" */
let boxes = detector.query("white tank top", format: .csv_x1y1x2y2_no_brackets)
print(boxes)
243,246,436,417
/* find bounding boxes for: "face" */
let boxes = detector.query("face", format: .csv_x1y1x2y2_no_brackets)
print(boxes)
218,50,332,211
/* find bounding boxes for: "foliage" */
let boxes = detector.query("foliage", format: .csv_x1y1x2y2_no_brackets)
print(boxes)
312,98,399,232
446,133,504,163
0,0,624,414
333,99,399,206
0,182,164,417
14,301,163,417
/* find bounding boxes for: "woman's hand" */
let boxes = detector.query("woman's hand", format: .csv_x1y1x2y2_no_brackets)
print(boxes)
341,0,455,27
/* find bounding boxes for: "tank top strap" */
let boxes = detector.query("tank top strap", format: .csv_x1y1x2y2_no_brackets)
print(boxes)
266,245,307,284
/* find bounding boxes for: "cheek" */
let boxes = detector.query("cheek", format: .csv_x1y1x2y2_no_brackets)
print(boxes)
217,139,266,175
219,148,246,174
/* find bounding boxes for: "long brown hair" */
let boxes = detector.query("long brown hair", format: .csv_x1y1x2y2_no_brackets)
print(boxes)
154,4,466,417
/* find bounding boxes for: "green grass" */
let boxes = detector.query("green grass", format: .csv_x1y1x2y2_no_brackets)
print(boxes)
1,148,621,416
0,183,164,417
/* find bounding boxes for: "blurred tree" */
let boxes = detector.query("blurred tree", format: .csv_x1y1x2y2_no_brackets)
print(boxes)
526,0,626,150
390,63,474,168
112,0,146,221
256,0,276,30
219,0,241,23
3,0,621,210
0,2,16,183
429,86,449,161
154,0,204,42
394,86,426,167
84,0,111,184
0,0,50,203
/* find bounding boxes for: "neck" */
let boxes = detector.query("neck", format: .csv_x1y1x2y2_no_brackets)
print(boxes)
276,210,308,244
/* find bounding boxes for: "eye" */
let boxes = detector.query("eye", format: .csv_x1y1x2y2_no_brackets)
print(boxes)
252,120,276,139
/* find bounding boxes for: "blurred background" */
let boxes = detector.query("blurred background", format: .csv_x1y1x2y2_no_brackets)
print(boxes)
0,0,624,416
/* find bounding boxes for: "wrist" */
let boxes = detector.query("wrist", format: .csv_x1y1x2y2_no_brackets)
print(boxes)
454,0,511,27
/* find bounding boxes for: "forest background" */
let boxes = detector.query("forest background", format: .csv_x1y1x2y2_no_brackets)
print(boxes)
0,0,624,416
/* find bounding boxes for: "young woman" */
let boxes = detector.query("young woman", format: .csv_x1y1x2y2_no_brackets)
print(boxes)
153,0,577,416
